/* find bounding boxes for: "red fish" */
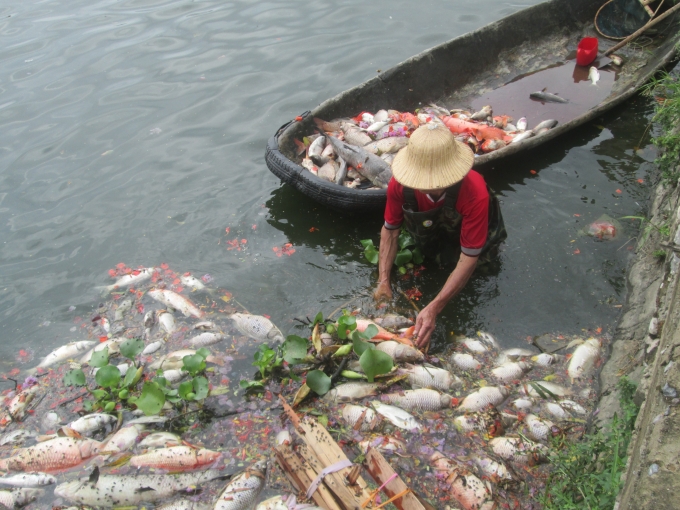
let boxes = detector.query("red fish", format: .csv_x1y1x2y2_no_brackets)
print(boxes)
588,221,616,240
441,116,513,143
354,320,415,347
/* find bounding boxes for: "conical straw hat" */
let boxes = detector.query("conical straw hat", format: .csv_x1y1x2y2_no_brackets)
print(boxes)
391,123,474,190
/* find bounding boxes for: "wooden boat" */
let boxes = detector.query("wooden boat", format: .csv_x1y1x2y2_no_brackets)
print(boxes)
265,0,680,212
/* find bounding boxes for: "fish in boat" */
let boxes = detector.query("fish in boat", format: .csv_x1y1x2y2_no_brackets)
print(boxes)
530,88,569,103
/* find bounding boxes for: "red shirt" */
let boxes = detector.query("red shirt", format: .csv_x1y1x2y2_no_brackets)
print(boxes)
384,170,489,256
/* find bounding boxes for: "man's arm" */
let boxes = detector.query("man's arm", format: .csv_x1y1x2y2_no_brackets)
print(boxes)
373,226,400,301
414,252,478,347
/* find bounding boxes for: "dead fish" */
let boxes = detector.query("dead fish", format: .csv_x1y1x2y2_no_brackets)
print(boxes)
341,404,379,431
516,117,527,131
370,401,421,431
230,313,284,343
143,310,156,329
520,381,572,398
531,353,560,366
180,274,206,291
317,159,339,182
148,290,203,318
80,338,124,364
530,89,568,103
533,119,558,131
255,497,289,510
214,459,267,510
511,398,534,411
149,349,197,371
162,369,188,384
458,386,509,412
477,331,500,350
102,424,145,454
489,437,547,465
155,310,176,335
610,54,624,66
430,452,495,510
326,136,392,189
510,130,534,144
99,267,157,294
568,337,600,381
194,321,215,330
188,332,224,348
6,384,40,422
323,382,380,403
139,432,182,449
307,135,326,162
522,413,555,442
0,437,103,472
589,66,600,85
0,430,35,447
460,337,489,354
381,388,452,412
373,314,413,330
68,413,117,435
0,488,43,508
495,348,535,366
114,299,133,322
470,105,492,121
363,137,409,155
334,157,348,185
130,446,220,471
559,399,587,415
452,411,502,436
341,122,373,146
491,361,532,382
54,470,224,506
451,353,481,371
402,363,462,391
474,456,513,482
358,436,406,455
35,340,97,370
0,472,56,488
542,402,571,420
142,340,165,355
375,341,424,362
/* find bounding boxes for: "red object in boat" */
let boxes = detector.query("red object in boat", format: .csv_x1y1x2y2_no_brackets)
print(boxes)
577,37,598,66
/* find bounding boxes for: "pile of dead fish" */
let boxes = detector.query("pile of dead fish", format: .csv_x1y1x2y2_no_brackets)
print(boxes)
0,262,606,510
295,105,558,189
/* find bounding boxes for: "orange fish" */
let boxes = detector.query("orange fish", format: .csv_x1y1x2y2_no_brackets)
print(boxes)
354,320,415,347
400,112,420,130
0,437,102,472
441,116,513,143
480,139,507,153
129,446,220,471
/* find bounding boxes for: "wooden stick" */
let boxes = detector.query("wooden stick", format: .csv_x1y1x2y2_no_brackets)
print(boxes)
363,448,427,510
605,2,680,56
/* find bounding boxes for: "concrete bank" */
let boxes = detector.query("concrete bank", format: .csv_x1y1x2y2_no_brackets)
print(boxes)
595,161,680,508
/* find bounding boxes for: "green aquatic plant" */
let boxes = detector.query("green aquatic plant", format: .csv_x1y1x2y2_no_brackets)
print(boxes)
540,376,639,509
361,229,423,274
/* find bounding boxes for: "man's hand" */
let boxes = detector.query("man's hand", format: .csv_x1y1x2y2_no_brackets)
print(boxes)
373,280,393,302
414,303,438,348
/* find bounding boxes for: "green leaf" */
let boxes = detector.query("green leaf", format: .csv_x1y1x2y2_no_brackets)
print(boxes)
239,379,265,390
183,354,207,377
104,401,116,413
312,312,324,327
398,266,407,275
359,324,378,341
395,248,412,267
178,380,194,400
360,239,375,249
195,348,210,359
398,230,415,250
352,334,375,356
121,365,139,389
192,376,209,400
289,372,301,383
364,245,379,264
83,400,94,412
136,382,166,416
306,370,332,395
95,365,121,388
89,349,109,368
283,335,309,364
63,369,86,387
118,389,129,400
325,324,336,335
359,348,394,383
119,338,145,360
412,247,424,264
91,389,109,400
337,315,357,340
333,343,353,358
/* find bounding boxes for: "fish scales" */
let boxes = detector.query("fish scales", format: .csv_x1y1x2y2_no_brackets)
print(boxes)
189,332,224,347
375,341,423,362
130,446,220,470
370,401,421,430
567,338,600,381
341,405,378,431
491,361,531,382
323,382,379,403
214,460,267,510
230,313,284,343
148,289,204,318
326,136,392,188
37,341,97,369
0,437,102,472
54,470,223,506
431,452,495,510
403,364,461,390
381,388,452,412
459,386,509,412
0,472,56,488
451,353,481,371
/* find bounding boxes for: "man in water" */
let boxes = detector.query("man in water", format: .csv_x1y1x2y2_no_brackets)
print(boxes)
373,123,506,348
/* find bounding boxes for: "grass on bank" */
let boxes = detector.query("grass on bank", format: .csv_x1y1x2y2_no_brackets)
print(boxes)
643,70,680,183
540,377,639,509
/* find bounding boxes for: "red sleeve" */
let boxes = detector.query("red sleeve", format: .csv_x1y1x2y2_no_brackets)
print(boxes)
457,171,489,255
384,178,404,229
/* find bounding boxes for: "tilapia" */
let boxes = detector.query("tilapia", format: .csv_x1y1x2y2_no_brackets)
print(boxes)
35,340,97,369
230,313,284,343
114,299,133,322
458,386,509,412
0,472,56,488
323,382,379,403
452,413,498,435
381,388,452,412
491,361,531,382
0,488,43,508
402,363,462,391
341,122,373,146
326,136,392,189
430,452,495,510
55,470,224,506
375,341,423,362
189,332,224,348
102,424,145,454
180,274,206,291
130,446,220,470
214,459,267,510
373,314,414,330
489,437,547,465
558,399,587,415
477,331,500,350
370,401,421,431
521,381,571,400
530,90,568,103
523,413,554,442
341,405,379,431
542,402,571,420
139,432,182,449
511,398,534,411
451,353,481,371
100,267,157,294
334,157,348,185
358,436,407,455
5,384,40,422
0,437,102,472
470,105,492,121
148,289,204,319
68,413,117,435
158,310,178,334
567,337,600,381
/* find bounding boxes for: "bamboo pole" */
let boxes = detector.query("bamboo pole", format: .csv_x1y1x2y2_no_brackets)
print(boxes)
605,2,680,56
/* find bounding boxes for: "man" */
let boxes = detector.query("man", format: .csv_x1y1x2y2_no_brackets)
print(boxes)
373,122,506,348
